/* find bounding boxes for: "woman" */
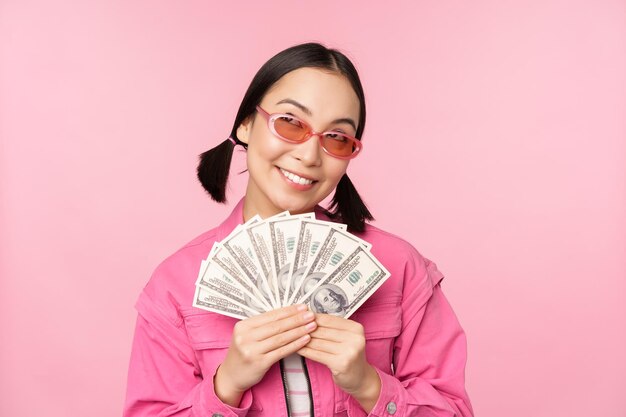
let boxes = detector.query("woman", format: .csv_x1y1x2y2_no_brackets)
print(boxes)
123,42,474,417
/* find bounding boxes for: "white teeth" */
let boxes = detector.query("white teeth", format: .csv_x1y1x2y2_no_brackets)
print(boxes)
280,168,314,185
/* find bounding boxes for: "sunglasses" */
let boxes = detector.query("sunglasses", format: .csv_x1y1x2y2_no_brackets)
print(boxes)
255,105,362,159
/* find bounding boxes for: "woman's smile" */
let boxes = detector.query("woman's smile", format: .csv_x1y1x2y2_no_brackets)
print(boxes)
277,166,318,189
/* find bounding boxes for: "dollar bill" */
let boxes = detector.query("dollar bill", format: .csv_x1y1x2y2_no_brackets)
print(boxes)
210,242,273,311
286,219,347,305
220,219,277,308
193,285,259,320
290,227,372,304
193,211,389,319
298,245,391,319
244,211,289,306
196,257,265,314
267,214,315,306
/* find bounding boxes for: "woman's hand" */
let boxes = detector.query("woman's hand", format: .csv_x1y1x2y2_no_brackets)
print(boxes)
214,304,317,407
297,314,381,413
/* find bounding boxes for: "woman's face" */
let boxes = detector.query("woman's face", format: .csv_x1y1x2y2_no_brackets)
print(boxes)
238,67,360,219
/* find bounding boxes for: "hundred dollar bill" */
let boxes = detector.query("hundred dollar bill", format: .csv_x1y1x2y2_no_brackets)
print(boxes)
298,245,391,319
210,242,273,311
193,285,258,320
196,257,265,314
290,227,371,305
286,219,347,305
220,219,277,308
268,213,315,306
244,211,289,306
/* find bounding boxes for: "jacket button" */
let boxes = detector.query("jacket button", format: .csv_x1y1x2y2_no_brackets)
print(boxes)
211,414,224,417
386,401,397,414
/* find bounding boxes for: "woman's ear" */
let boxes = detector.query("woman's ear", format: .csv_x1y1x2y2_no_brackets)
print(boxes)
236,115,254,145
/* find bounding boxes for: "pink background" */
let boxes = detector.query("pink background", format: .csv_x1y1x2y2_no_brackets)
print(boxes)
1,1,625,416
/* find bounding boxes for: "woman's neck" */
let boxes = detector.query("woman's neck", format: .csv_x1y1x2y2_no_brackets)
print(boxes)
242,195,316,222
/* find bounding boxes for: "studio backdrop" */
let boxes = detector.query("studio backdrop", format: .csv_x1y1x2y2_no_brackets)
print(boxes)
1,1,624,417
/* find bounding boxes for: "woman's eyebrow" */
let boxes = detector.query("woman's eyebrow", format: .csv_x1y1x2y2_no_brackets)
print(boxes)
276,98,357,132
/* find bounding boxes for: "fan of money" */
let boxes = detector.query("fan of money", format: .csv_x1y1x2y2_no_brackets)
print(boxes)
193,211,390,320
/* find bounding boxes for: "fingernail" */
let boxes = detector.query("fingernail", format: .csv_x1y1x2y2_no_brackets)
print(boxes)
305,322,316,331
303,311,314,320
296,304,307,312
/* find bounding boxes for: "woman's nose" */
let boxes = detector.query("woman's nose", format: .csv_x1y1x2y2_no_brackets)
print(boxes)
293,132,323,166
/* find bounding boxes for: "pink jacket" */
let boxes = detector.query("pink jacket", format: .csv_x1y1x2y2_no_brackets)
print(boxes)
123,199,474,417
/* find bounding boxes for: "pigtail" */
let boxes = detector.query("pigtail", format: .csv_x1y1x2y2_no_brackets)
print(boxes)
327,174,374,233
196,137,246,203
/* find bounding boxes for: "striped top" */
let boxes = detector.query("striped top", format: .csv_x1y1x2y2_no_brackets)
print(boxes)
282,353,312,417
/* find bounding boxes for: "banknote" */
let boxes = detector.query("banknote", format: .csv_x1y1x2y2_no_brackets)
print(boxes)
193,285,259,320
285,219,347,305
195,257,264,314
193,211,390,318
267,214,315,306
288,227,371,305
245,211,289,306
298,245,391,319
193,258,260,319
220,219,277,308
210,243,274,311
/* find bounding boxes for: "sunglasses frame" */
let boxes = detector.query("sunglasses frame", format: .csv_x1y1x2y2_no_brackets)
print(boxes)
255,105,362,160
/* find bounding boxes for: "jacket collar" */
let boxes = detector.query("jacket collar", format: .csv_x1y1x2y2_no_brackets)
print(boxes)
215,197,333,241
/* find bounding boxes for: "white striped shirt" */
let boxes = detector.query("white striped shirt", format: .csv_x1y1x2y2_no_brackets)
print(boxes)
282,353,312,417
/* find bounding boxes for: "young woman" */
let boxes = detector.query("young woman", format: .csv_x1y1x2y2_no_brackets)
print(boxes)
123,42,474,417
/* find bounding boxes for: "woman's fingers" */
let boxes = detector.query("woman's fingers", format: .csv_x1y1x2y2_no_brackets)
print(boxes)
308,325,346,343
300,337,341,355
244,304,309,328
265,333,313,364
257,319,317,353
314,314,364,334
250,308,316,341
297,344,334,365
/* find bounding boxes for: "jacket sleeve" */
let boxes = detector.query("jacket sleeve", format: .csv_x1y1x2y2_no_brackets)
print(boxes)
122,291,253,417
346,255,474,417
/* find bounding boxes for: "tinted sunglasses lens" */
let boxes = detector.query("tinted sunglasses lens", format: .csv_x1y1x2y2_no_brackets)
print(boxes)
273,116,308,141
321,133,356,158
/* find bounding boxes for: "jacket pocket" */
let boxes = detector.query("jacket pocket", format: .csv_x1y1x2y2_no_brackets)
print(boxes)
180,308,263,412
181,308,236,349
351,296,402,339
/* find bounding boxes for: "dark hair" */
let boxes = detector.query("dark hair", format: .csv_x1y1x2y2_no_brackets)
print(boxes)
197,42,373,232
